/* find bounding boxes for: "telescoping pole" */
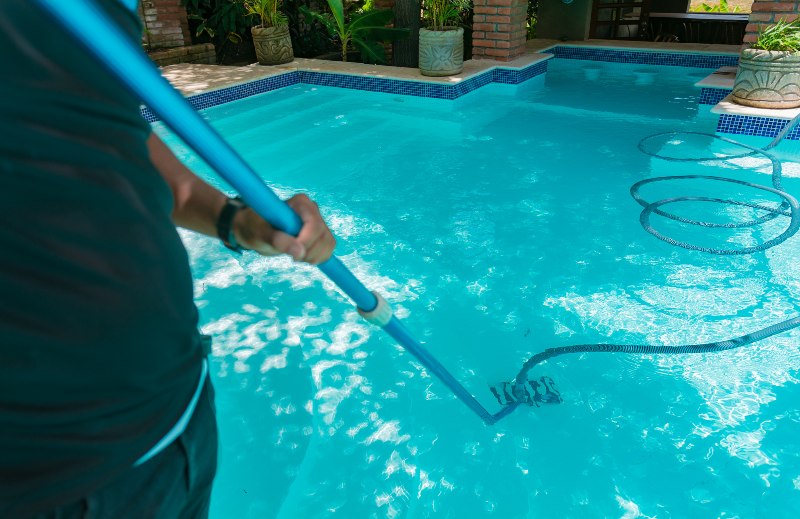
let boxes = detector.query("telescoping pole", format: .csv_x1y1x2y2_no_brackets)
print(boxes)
34,0,515,425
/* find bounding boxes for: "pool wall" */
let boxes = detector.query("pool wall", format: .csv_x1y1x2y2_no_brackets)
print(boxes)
140,61,549,122
546,46,738,69
144,45,799,141
698,84,800,141
699,87,731,106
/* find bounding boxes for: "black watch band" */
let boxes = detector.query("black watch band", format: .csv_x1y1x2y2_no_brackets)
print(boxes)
216,196,247,254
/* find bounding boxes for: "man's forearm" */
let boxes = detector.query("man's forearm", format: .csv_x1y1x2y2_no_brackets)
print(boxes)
146,131,227,237
145,131,336,264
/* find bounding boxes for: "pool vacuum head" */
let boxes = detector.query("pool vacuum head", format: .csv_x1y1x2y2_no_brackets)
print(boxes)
490,376,562,407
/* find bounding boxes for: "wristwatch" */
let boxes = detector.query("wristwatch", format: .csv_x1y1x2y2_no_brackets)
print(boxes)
216,196,247,254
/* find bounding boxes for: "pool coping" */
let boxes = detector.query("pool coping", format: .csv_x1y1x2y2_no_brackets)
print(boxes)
144,42,739,122
712,95,800,121
147,40,798,140
159,39,742,99
143,53,553,121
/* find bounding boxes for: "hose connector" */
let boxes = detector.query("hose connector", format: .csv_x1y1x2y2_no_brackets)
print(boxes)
357,291,393,327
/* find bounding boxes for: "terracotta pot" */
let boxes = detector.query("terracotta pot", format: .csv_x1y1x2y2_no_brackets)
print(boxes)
731,48,800,109
419,27,464,77
251,25,293,66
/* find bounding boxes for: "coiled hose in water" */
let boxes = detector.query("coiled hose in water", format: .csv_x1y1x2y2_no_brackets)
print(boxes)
511,111,800,402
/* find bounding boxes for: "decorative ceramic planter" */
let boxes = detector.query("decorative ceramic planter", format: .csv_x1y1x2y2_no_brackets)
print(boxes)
419,27,464,77
251,25,294,66
731,48,800,109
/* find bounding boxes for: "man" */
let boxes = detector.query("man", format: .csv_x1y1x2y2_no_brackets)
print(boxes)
0,1,335,517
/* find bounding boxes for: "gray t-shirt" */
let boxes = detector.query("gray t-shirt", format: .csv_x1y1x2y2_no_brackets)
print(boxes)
0,1,204,515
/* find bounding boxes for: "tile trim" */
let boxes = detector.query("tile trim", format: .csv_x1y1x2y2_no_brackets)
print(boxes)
717,113,800,141
142,59,550,121
145,46,797,142
143,46,742,122
542,45,739,69
141,71,300,122
699,87,732,106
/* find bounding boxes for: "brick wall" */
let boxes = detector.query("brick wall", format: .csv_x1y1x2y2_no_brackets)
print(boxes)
139,0,191,50
744,0,800,45
148,43,216,66
471,0,527,61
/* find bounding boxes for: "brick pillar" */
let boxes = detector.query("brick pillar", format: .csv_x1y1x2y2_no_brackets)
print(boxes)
744,0,800,46
139,0,192,50
471,0,527,61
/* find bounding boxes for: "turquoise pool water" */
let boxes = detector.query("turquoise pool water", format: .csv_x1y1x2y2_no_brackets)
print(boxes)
155,58,800,518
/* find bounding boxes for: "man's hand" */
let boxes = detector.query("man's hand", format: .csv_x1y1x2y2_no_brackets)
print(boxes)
232,193,336,265
146,133,334,263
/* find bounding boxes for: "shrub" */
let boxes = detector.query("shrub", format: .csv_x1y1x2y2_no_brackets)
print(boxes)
752,18,800,52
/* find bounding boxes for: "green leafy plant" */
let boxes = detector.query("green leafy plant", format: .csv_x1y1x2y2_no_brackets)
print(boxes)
284,0,336,58
244,0,288,28
752,18,800,52
183,0,252,61
422,0,470,31
300,0,409,63
689,0,740,13
184,0,250,42
526,0,538,40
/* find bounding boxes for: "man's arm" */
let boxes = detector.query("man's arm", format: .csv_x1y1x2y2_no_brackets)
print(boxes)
146,132,335,264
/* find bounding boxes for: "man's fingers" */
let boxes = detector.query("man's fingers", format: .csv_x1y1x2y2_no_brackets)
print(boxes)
256,230,305,260
286,194,335,264
302,230,336,264
235,194,335,264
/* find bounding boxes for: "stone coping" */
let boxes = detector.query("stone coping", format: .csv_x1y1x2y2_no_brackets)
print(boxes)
161,39,744,97
154,41,800,140
695,66,737,88
162,53,553,97
527,38,741,55
161,62,296,96
712,94,800,120
693,66,800,123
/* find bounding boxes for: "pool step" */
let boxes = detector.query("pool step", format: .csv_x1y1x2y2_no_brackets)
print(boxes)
209,86,474,143
242,104,470,174
519,101,713,129
210,95,343,143
251,116,436,187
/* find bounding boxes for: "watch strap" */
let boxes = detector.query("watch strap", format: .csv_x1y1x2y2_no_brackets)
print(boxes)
216,197,247,254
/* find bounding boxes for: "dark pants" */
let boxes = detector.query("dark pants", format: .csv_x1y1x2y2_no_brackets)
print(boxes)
37,379,218,519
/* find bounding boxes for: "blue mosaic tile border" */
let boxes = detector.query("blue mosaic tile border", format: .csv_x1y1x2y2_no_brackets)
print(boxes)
298,70,458,99
699,87,732,105
142,59,551,121
456,69,494,95
717,114,800,141
493,60,549,85
544,46,739,69
296,61,549,101
141,46,742,123
141,71,300,122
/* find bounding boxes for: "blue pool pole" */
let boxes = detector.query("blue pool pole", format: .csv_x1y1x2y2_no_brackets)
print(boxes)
35,0,514,425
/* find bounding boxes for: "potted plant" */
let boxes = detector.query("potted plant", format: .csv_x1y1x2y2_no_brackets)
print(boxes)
731,18,800,109
245,0,294,65
301,0,408,64
419,0,469,76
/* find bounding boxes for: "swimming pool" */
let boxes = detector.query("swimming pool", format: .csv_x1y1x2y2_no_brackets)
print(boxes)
155,57,800,518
